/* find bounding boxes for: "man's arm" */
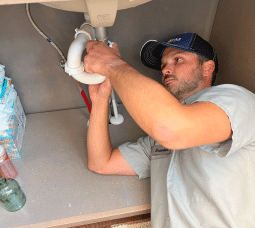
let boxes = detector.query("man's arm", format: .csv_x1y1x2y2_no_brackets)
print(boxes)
106,61,232,149
87,78,137,176
84,41,232,149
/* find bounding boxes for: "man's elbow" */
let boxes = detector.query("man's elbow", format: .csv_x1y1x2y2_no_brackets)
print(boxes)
152,124,184,150
88,163,105,174
88,163,97,173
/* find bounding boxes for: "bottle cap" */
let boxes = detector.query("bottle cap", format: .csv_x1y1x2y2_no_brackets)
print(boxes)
0,145,5,157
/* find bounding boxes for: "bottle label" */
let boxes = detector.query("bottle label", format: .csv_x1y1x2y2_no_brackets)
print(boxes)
0,155,18,179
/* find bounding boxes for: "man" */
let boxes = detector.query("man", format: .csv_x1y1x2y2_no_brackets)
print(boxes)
85,33,255,227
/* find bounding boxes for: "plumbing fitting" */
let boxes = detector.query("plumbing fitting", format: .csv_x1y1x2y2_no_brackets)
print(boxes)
110,89,124,125
65,22,106,84
92,27,124,125
66,20,124,125
95,27,108,43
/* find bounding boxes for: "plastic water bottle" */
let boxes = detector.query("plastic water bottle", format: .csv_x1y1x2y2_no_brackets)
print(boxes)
0,177,26,212
0,145,18,179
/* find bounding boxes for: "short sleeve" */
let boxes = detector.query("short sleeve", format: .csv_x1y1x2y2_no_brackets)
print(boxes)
118,135,155,179
195,84,255,157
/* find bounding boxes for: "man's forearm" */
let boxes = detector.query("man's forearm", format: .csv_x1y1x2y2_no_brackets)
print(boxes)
87,99,113,172
106,62,182,143
84,41,183,146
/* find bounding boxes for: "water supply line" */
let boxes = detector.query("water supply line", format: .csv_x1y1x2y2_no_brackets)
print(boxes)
93,26,124,125
65,15,124,125
94,27,124,125
25,4,92,113
25,4,66,62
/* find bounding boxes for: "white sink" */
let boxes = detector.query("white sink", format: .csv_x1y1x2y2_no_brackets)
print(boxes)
41,0,151,27
41,0,151,12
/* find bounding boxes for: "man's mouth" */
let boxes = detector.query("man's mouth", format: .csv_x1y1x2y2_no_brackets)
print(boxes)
164,76,176,85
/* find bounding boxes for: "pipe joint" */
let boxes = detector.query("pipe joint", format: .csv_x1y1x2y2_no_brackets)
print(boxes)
65,61,84,76
74,22,96,40
65,22,106,84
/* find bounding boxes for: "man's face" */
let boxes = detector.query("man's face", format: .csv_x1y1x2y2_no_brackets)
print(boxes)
161,47,204,101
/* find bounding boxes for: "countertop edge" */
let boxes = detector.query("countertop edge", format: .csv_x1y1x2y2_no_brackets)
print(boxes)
15,204,151,228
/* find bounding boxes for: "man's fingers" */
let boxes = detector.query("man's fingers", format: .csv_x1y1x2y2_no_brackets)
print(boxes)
112,43,121,57
84,64,94,73
86,40,99,53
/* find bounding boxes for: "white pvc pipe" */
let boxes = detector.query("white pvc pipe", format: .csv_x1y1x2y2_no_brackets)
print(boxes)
66,34,88,69
110,89,124,125
65,32,106,85
111,90,119,119
66,22,123,124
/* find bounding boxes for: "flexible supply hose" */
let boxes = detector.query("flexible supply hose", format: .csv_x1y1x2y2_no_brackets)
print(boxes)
25,4,66,62
25,4,92,113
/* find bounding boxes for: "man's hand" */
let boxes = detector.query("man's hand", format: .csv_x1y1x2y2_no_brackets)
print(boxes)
84,41,121,104
88,78,112,104
84,41,125,77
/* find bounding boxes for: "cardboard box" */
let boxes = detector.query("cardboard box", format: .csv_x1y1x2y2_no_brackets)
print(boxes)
0,96,26,159
0,64,26,159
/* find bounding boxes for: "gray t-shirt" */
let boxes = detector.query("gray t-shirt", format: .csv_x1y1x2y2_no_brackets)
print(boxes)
118,84,255,228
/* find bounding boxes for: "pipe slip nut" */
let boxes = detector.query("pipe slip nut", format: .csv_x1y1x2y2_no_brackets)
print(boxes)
74,23,96,40
65,62,84,76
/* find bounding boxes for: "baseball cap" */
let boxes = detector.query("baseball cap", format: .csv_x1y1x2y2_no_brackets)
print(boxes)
140,33,218,73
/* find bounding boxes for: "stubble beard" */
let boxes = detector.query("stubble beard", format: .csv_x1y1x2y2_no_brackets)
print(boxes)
164,66,204,101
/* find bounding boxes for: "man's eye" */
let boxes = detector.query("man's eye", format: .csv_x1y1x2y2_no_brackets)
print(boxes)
176,57,182,62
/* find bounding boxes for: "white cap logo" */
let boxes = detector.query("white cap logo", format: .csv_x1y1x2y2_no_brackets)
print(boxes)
167,37,181,44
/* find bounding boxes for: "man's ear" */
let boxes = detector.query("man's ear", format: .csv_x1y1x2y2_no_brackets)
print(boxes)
202,60,215,78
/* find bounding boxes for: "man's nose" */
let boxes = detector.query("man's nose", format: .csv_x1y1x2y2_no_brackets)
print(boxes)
162,64,174,76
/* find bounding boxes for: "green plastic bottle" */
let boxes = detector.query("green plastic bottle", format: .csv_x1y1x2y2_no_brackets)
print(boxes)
0,177,26,212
